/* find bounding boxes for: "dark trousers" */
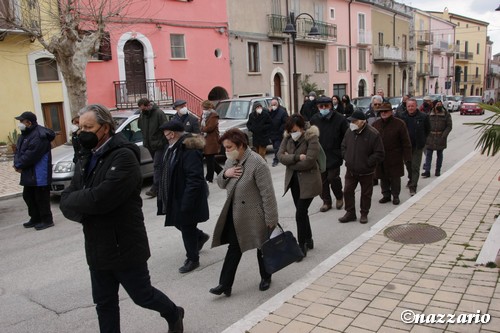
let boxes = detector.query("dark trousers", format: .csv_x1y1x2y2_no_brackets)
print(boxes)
406,148,424,190
320,167,343,204
205,154,222,182
380,176,402,198
271,138,282,164
219,211,270,288
22,185,53,224
423,149,443,173
149,149,163,192
344,170,374,216
90,263,179,333
290,174,313,246
175,223,204,262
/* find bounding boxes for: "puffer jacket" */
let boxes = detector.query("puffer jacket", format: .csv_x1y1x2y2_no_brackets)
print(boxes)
310,110,349,169
426,108,452,150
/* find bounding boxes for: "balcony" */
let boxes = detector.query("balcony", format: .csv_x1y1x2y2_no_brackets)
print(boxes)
373,45,402,62
417,63,430,76
447,66,454,77
267,14,337,42
400,50,416,63
456,51,474,61
430,66,440,77
357,30,372,46
417,31,433,46
0,1,41,39
463,75,482,84
432,40,449,53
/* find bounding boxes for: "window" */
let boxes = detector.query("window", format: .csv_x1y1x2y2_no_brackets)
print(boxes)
338,48,347,71
333,84,346,97
358,49,366,71
248,42,260,72
271,0,281,15
313,3,324,21
358,13,366,43
378,32,384,46
477,43,480,54
476,67,479,78
315,49,325,73
272,44,283,63
35,58,59,81
290,0,299,14
170,34,186,58
441,57,444,69
81,31,112,61
330,8,335,20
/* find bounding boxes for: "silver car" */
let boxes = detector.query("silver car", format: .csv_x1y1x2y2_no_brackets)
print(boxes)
51,109,177,194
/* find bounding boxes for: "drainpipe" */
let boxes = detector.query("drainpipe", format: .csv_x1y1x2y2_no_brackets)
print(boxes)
393,12,397,97
349,0,353,97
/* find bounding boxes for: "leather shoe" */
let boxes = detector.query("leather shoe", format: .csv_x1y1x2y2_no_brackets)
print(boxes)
272,161,279,167
198,233,210,251
34,222,54,230
359,215,368,224
435,170,441,177
306,238,314,250
421,171,430,178
168,306,184,333
178,260,199,274
392,197,400,205
335,199,344,210
338,213,357,223
259,278,271,291
379,197,391,204
23,220,38,228
319,203,332,212
209,284,232,297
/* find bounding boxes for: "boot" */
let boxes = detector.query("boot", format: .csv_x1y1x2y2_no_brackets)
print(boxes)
359,214,368,224
338,213,357,223
435,170,441,177
319,202,332,212
421,171,430,178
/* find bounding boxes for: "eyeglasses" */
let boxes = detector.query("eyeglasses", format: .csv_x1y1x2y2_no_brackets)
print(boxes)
379,110,392,113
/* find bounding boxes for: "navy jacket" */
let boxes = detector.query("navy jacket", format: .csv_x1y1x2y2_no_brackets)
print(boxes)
269,106,289,141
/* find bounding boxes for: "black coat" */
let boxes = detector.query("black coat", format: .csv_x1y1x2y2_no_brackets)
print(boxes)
269,106,289,141
157,134,209,227
60,134,150,271
310,110,349,169
247,109,271,147
397,110,431,150
300,100,318,121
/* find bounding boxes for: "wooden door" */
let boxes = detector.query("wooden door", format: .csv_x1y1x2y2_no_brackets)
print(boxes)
273,74,282,98
42,103,66,147
124,40,146,95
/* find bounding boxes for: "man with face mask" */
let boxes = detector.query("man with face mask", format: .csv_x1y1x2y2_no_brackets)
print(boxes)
269,97,289,167
310,96,349,212
340,110,385,224
14,111,56,230
300,91,319,122
421,100,452,178
172,100,200,134
60,105,185,333
420,96,433,114
246,102,272,160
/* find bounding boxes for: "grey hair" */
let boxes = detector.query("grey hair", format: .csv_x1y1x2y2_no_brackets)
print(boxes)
371,95,383,103
78,104,115,134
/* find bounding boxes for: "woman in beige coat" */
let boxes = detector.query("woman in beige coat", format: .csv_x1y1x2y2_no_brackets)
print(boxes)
210,128,278,297
278,114,322,257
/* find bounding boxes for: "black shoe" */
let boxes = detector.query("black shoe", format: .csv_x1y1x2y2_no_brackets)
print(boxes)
198,233,210,251
300,243,308,257
338,213,357,223
34,222,54,231
421,171,430,178
178,260,199,274
145,189,157,197
272,161,279,167
379,197,391,204
209,284,232,297
392,197,400,205
168,307,184,333
359,215,368,224
435,170,441,177
259,278,271,291
23,220,38,228
306,238,314,250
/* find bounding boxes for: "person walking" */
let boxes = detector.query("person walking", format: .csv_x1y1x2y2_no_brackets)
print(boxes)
421,100,452,178
137,98,168,198
172,99,200,134
339,110,385,224
278,114,322,256
70,115,81,163
420,96,433,114
310,96,349,212
200,100,223,182
157,120,210,274
331,95,344,116
14,111,56,231
60,104,184,333
269,97,289,167
398,98,431,196
372,102,412,205
300,91,318,122
209,128,278,297
246,102,271,160
365,95,383,126
341,94,354,118
395,94,410,118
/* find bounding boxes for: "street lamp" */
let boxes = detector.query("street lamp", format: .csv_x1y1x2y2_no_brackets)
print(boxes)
496,4,500,11
283,12,320,113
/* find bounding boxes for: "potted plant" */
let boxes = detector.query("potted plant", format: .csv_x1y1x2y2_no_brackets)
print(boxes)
7,129,19,154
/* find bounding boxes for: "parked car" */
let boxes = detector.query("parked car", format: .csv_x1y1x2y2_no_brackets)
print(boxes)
351,96,372,114
388,96,402,110
428,94,446,103
460,96,484,115
51,109,178,194
444,95,463,112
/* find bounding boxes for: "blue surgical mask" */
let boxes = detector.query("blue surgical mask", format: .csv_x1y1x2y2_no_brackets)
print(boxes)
320,109,330,117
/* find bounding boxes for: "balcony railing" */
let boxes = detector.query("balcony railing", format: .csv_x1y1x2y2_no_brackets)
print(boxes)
463,75,482,84
357,30,372,46
267,14,337,41
456,51,474,61
416,31,433,46
401,50,416,63
447,66,454,77
417,63,430,76
430,66,440,77
432,40,449,53
373,45,402,62
113,78,203,116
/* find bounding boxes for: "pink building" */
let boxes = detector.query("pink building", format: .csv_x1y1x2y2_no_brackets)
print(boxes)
85,0,231,115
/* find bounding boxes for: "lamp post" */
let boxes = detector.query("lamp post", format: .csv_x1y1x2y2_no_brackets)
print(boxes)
283,12,320,113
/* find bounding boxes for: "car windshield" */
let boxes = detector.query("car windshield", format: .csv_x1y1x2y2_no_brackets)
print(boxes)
463,97,482,103
355,98,371,108
216,101,251,119
113,116,129,128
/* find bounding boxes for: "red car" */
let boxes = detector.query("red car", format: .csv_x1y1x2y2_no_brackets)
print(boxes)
460,96,484,115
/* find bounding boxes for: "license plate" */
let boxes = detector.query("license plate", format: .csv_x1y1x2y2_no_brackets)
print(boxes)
468,109,473,112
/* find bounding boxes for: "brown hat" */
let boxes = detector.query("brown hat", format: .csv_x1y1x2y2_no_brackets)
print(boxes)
375,102,393,112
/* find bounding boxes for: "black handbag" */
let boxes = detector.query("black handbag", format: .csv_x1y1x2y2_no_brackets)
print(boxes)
261,225,304,274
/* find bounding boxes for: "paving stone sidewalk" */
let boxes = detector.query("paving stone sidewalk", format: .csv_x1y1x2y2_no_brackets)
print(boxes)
244,152,500,333
0,160,22,199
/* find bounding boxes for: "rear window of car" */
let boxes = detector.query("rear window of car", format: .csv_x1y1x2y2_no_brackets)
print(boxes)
216,101,251,119
463,97,482,103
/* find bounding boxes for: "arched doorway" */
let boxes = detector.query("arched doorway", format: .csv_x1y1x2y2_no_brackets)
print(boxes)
208,86,229,102
124,40,146,95
273,73,282,98
358,79,366,97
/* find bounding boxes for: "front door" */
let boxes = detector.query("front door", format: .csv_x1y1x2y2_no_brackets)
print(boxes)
273,74,282,98
42,103,65,147
124,40,146,95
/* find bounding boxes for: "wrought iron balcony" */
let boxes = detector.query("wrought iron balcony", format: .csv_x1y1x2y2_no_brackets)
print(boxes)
463,74,482,84
432,40,449,53
416,31,433,46
417,63,430,76
267,14,336,42
373,45,402,62
456,51,474,61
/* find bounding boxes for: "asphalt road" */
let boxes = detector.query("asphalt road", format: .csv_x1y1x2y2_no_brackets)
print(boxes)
0,112,488,333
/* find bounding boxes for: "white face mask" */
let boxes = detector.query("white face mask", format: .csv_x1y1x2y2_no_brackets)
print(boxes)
309,96,315,101
350,123,359,131
70,124,79,133
18,123,26,131
225,149,239,160
179,107,188,115
271,105,278,111
290,131,302,141
256,108,263,114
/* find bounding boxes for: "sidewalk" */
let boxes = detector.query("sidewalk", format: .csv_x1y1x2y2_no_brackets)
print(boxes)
0,160,22,199
229,151,500,333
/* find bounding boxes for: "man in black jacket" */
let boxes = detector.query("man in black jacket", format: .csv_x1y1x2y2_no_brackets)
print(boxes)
269,97,289,167
60,104,184,333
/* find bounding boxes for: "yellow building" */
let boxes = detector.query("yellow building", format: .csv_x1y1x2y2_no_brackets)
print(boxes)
430,9,488,97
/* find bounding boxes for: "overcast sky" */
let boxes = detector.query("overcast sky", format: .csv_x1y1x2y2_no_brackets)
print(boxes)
401,0,500,55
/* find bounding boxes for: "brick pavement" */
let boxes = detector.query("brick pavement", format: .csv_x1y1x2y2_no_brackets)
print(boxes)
235,152,500,333
0,160,22,199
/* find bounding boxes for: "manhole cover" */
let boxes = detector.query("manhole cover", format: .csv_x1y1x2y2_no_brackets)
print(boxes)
384,223,447,244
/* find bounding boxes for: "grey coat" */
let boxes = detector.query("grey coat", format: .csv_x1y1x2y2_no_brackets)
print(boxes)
211,148,278,252
278,125,322,199
426,109,452,150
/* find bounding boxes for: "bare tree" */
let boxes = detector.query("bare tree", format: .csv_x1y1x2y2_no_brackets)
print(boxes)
0,0,136,117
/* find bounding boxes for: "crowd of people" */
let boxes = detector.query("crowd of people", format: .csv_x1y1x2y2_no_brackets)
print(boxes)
13,90,452,332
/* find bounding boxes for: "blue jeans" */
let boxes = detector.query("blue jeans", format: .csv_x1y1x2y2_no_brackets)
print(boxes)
423,149,443,173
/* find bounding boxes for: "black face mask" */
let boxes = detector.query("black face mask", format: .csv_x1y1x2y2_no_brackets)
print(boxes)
437,106,444,112
78,126,102,150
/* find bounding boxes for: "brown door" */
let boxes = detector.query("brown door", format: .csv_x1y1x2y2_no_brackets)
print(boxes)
42,103,66,147
273,74,282,97
124,40,146,95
